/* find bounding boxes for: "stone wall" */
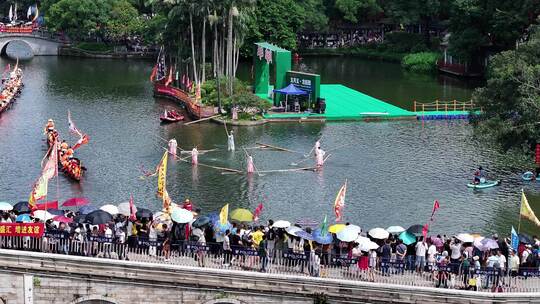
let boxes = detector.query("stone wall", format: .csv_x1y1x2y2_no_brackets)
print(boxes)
0,249,539,304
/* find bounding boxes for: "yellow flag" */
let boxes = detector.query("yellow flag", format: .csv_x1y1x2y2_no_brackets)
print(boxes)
521,191,540,227
219,203,229,225
157,151,168,198
29,176,48,208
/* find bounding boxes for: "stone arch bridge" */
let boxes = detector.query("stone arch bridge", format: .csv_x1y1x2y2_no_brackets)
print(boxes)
0,32,65,59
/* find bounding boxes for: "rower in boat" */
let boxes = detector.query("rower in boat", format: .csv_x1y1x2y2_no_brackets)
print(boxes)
44,119,55,134
473,166,486,184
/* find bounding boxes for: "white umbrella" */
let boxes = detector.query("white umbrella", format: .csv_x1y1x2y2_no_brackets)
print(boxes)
456,233,474,243
386,226,405,234
337,225,360,242
360,241,379,252
355,235,371,244
117,202,134,216
100,204,119,215
171,207,193,223
273,220,291,228
368,227,389,240
33,210,53,221
473,236,485,249
0,202,13,211
286,226,302,236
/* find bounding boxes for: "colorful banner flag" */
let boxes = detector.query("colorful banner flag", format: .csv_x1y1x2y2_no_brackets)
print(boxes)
156,151,168,198
520,190,540,227
320,215,328,237
0,223,44,237
219,204,229,226
42,141,58,180
162,188,172,212
35,201,58,211
422,223,429,238
68,110,83,137
129,194,137,221
253,203,264,222
72,134,89,150
28,175,48,208
511,226,519,252
333,180,347,222
430,200,440,220
165,67,173,86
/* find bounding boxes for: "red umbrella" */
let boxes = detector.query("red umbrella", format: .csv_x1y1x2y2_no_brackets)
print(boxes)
62,197,89,207
53,215,73,223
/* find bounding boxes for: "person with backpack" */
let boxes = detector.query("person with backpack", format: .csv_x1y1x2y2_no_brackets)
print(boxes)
259,235,268,272
266,226,276,259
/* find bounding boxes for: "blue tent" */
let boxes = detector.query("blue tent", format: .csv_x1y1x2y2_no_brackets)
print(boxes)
273,84,309,111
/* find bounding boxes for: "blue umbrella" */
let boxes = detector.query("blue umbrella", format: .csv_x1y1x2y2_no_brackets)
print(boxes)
47,208,65,216
296,230,314,241
79,205,97,215
16,214,32,223
192,216,211,228
312,229,333,244
212,217,232,234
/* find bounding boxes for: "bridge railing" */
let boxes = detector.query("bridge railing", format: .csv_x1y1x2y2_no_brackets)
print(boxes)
0,27,69,43
0,234,538,293
413,100,481,113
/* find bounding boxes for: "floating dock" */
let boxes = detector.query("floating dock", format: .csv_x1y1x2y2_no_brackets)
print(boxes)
263,84,473,121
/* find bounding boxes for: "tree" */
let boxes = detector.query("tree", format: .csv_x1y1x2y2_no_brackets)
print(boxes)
384,0,440,47
473,24,540,152
334,0,380,23
106,0,143,41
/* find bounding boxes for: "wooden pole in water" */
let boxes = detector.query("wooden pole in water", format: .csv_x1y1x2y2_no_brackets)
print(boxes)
256,142,304,154
184,114,220,126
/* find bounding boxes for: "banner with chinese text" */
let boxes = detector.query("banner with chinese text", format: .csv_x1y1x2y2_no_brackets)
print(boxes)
0,223,44,237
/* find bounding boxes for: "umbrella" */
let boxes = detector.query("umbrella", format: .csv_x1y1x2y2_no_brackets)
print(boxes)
0,202,12,211
73,214,86,224
117,202,135,216
192,216,211,228
346,224,361,234
79,205,97,215
286,226,303,236
406,224,424,237
100,204,119,215
386,226,405,234
171,208,194,223
53,215,73,224
273,220,291,228
368,228,389,240
328,224,346,234
360,241,379,252
312,228,333,245
62,197,89,207
337,225,360,242
85,210,113,225
399,231,417,245
456,233,474,243
295,218,319,229
480,238,499,250
33,210,53,221
229,208,253,222
355,235,371,244
13,201,31,214
296,230,314,241
430,236,443,247
47,209,65,216
136,208,153,220
15,214,32,223
519,233,533,244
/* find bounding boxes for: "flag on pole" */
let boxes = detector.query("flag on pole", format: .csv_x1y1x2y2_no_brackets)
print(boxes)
68,110,83,137
422,223,429,238
162,188,172,212
430,200,440,220
253,203,264,222
129,195,137,221
520,190,540,227
42,141,58,180
219,203,229,226
320,215,328,237
28,176,48,208
72,134,89,150
165,67,173,86
511,226,519,252
333,180,347,222
27,6,31,19
156,151,168,198
9,5,13,22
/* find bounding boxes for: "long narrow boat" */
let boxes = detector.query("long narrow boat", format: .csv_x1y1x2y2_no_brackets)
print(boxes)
45,129,84,182
0,67,23,115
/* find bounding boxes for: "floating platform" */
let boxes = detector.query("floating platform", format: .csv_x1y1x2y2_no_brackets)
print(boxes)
263,84,415,121
416,111,476,120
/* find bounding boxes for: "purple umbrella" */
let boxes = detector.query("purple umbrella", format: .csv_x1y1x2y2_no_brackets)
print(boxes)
481,238,499,250
430,236,443,247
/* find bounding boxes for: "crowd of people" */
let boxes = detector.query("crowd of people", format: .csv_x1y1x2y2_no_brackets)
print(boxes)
1,198,539,292
298,29,384,49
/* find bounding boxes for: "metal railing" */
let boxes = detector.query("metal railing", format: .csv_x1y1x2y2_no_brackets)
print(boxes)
1,235,539,293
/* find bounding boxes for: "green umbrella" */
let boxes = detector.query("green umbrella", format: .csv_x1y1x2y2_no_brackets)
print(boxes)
399,231,417,245
230,208,253,222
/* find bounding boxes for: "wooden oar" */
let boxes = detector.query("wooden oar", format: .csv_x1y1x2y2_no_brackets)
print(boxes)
243,147,264,177
255,142,304,154
184,114,220,126
304,135,324,158
257,166,317,173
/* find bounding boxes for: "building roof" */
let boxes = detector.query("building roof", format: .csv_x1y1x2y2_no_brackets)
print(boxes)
255,42,290,53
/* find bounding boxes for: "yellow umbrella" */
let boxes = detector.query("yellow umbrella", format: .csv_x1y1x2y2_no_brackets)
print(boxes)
329,224,346,234
230,208,253,222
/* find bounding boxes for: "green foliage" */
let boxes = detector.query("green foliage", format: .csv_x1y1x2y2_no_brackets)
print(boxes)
105,0,144,40
473,25,540,152
334,0,381,23
384,32,430,53
75,42,114,52
401,52,440,73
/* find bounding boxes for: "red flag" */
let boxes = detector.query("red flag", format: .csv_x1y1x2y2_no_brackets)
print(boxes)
422,223,429,238
253,203,264,222
150,65,157,82
72,134,89,150
129,195,137,221
430,200,440,220
181,74,186,87
165,67,173,86
35,201,58,210
333,180,347,222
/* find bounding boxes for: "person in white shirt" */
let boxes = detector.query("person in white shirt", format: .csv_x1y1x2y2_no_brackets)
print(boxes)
497,250,507,271
427,242,438,268
450,239,462,263
415,237,427,272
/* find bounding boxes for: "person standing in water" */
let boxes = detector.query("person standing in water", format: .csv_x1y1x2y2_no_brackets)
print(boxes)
247,154,255,174
315,146,325,167
228,130,235,151
168,139,177,157
191,147,199,165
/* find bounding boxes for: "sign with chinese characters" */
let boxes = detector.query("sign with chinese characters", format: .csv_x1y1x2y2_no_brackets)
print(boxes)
0,223,44,237
286,71,321,104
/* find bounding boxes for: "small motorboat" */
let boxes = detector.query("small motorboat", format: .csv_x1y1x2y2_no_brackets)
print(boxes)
160,110,184,123
522,171,536,181
467,179,501,189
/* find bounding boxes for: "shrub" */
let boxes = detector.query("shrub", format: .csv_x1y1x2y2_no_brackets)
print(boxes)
401,52,440,73
76,42,114,52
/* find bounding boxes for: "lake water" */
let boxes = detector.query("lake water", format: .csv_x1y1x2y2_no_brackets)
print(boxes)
0,56,533,236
